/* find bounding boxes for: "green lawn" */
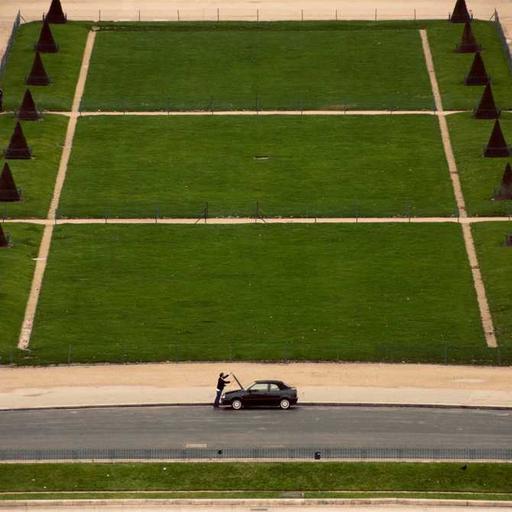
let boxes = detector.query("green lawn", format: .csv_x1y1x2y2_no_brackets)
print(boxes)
448,113,512,217
0,223,42,363
28,223,488,365
472,222,512,361
0,115,68,218
428,20,512,111
60,115,455,218
81,22,433,111
0,21,89,111
0,462,511,493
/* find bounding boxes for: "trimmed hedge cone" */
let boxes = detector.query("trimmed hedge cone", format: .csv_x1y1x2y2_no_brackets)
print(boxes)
450,0,471,23
0,163,21,202
495,163,512,200
474,84,500,119
17,89,41,121
45,0,67,24
26,52,50,86
4,122,32,160
456,22,480,53
465,52,489,85
484,120,511,158
35,19,59,53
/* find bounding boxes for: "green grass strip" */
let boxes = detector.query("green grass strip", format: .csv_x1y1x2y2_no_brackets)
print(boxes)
61,115,455,218
82,23,433,111
26,223,490,365
0,115,68,219
0,463,511,493
472,222,512,358
0,224,42,362
448,113,512,217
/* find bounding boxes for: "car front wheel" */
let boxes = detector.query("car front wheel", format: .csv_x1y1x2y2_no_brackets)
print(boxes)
279,399,290,410
232,399,243,410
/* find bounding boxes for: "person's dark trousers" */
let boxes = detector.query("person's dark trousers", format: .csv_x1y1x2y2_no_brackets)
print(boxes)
214,389,222,407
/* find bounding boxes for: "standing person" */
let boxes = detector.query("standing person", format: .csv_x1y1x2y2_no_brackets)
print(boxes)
214,372,230,408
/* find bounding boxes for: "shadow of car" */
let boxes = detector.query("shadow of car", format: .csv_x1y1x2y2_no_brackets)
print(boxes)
221,380,298,410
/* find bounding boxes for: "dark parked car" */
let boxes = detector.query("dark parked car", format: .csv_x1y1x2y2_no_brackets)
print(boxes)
221,380,298,410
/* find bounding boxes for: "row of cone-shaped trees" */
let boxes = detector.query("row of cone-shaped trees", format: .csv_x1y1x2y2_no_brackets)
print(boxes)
451,0,512,205
1,0,67,247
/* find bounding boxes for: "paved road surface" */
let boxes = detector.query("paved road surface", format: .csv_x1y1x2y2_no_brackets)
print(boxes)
0,406,511,451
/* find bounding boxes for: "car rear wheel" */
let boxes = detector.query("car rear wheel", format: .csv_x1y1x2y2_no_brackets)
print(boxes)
232,399,243,410
279,399,290,410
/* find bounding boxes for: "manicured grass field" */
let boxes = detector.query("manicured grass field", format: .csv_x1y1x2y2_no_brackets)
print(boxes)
472,222,512,360
0,22,90,111
448,113,512,217
428,20,512,111
0,223,42,362
60,115,455,218
0,462,511,494
28,223,488,365
81,22,433,111
0,115,68,218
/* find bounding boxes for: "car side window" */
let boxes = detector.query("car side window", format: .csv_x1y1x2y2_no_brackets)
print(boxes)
249,383,269,392
269,384,280,391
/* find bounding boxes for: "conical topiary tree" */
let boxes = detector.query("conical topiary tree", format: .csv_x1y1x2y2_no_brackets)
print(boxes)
465,52,489,85
484,120,511,158
456,22,480,52
26,52,50,86
35,19,58,53
495,163,512,200
4,122,32,159
474,84,500,119
0,162,21,202
45,0,67,23
17,89,41,121
450,0,471,23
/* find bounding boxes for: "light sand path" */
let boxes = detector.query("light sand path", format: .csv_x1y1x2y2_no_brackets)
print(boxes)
17,30,96,350
2,501,512,512
4,216,512,225
19,110,470,116
76,110,444,116
1,362,512,410
420,29,497,349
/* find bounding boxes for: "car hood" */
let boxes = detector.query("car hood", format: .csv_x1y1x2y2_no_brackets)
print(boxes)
223,389,244,396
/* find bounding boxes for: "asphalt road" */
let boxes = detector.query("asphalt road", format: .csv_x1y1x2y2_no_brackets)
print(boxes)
0,406,511,451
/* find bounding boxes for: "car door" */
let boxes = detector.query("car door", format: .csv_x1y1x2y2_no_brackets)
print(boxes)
245,382,269,407
267,383,282,406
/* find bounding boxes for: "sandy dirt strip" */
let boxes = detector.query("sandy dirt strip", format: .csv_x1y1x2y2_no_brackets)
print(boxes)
420,29,497,349
1,362,512,410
